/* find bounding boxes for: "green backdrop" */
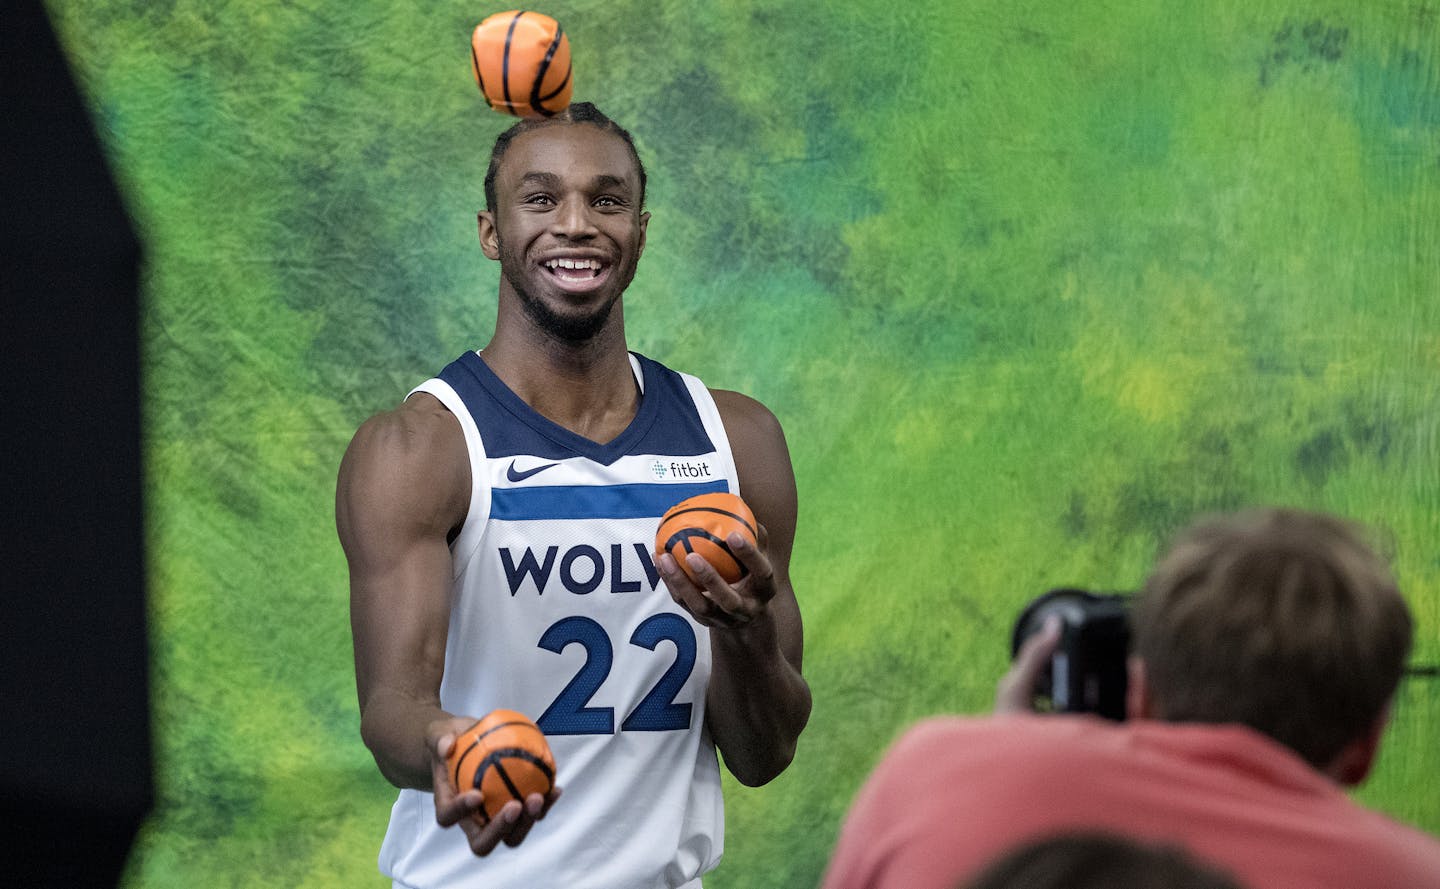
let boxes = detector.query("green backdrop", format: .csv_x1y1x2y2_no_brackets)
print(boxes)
48,0,1438,886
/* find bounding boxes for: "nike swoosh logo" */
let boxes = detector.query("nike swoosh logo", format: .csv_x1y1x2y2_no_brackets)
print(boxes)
506,460,559,483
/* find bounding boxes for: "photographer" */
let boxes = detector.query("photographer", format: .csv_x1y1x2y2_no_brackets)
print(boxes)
819,508,1440,889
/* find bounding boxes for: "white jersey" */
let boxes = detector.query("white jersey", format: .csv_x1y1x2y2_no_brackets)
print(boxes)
379,350,735,889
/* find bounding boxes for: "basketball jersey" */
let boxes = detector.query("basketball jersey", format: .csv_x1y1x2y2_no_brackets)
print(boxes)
378,350,736,889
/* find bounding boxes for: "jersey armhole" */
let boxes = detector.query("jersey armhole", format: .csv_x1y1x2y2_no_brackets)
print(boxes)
679,373,740,497
407,378,491,579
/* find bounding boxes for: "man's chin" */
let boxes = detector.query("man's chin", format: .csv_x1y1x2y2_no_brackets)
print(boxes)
520,293,617,344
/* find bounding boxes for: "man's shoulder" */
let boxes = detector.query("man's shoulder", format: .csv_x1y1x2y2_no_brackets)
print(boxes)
1353,808,1440,878
850,715,1130,825
351,393,462,454
884,714,1121,768
710,388,780,433
340,394,469,499
919,712,1117,739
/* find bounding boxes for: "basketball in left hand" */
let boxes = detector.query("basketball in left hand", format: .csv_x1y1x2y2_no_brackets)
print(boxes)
655,492,758,584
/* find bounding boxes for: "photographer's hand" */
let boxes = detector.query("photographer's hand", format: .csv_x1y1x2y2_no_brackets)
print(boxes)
994,615,1062,714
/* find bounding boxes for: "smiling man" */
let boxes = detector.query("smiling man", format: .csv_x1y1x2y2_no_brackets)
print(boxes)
336,103,811,888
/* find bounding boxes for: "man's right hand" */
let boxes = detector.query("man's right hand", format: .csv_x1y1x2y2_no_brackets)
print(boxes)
428,716,562,856
994,615,1062,715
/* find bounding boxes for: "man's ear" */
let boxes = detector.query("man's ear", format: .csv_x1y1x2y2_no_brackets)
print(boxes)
478,211,501,260
1325,704,1391,786
637,210,650,258
1126,656,1156,720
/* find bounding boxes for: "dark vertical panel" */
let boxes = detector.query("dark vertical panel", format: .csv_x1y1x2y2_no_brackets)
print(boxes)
0,0,151,884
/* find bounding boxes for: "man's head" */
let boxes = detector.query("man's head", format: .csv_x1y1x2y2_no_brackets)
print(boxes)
961,833,1244,889
483,102,647,213
1130,507,1413,778
477,102,650,344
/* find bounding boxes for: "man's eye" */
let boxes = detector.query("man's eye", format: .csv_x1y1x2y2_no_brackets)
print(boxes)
594,196,624,208
522,194,554,205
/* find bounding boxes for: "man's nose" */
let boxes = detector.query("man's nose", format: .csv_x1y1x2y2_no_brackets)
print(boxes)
551,197,597,238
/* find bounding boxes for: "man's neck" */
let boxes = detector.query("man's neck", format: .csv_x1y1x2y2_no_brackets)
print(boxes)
478,327,641,445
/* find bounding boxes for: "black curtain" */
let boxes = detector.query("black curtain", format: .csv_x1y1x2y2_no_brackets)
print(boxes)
1,1,152,884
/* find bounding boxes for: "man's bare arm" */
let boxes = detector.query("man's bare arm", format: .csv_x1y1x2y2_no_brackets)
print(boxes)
337,393,470,790
657,390,811,786
337,394,559,854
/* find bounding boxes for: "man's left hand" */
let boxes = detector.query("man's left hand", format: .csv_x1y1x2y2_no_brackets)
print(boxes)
657,528,775,630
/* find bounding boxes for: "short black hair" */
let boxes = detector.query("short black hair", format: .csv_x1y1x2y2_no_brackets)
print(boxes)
482,102,647,212
964,833,1244,889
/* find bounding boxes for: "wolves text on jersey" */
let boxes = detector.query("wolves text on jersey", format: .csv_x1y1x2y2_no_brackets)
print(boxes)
500,542,662,596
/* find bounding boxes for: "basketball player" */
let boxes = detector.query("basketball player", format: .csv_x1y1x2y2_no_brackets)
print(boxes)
336,103,811,888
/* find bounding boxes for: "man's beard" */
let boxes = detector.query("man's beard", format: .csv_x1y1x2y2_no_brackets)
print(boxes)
501,250,624,343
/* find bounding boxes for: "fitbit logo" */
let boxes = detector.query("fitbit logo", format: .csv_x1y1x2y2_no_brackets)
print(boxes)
650,460,711,480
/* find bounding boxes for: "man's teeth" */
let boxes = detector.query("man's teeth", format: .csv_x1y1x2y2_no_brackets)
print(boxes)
546,259,602,270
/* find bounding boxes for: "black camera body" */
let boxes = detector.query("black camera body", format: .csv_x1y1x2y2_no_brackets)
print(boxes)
1011,588,1132,721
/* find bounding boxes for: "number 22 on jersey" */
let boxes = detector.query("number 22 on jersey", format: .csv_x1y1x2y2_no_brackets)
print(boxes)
536,613,697,735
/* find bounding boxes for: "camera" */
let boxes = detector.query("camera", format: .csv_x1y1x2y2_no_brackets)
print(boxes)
1010,588,1131,721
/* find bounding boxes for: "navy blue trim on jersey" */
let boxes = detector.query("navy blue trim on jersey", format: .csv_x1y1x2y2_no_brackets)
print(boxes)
491,480,728,521
436,351,717,465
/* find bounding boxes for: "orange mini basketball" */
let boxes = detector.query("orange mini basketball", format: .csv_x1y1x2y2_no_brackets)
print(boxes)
470,10,573,118
655,492,758,584
447,709,556,824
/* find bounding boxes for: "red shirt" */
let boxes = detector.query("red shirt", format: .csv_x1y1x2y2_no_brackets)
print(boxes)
820,715,1440,889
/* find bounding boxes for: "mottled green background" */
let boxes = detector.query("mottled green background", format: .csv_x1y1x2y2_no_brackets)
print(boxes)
47,0,1439,886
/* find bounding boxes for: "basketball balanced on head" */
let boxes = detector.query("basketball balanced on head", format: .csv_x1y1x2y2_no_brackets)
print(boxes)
656,492,758,584
470,10,573,118
446,709,556,825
